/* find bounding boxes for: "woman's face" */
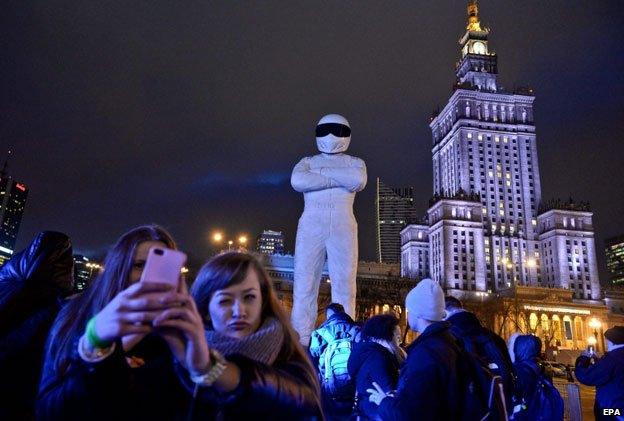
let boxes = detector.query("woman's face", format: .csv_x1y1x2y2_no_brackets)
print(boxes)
129,241,167,284
208,268,263,339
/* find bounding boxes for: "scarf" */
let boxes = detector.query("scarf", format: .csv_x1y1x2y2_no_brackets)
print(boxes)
204,317,284,365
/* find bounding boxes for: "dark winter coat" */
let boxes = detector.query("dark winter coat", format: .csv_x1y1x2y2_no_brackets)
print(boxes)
0,231,73,420
348,341,400,420
378,321,462,421
38,331,322,420
513,335,542,402
575,347,624,420
447,310,515,407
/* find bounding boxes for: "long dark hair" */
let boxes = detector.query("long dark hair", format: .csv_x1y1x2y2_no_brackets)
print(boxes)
191,252,320,394
49,224,176,375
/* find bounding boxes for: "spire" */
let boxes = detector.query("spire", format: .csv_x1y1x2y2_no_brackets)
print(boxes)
466,0,482,32
0,150,11,178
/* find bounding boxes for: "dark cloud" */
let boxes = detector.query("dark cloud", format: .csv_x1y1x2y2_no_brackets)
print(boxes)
3,1,623,281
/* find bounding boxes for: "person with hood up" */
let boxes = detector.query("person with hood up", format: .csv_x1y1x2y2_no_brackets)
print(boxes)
348,314,403,421
575,326,624,420
0,231,74,420
291,113,367,346
511,334,563,421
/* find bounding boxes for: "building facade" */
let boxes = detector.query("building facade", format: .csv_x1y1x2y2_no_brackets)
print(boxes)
400,1,607,354
605,235,624,286
0,164,28,266
256,230,285,255
375,178,418,263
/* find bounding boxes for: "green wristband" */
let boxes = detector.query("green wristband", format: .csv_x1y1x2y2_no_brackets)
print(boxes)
86,317,113,349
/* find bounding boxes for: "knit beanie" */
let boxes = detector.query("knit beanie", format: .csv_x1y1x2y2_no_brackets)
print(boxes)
604,326,624,345
405,278,446,322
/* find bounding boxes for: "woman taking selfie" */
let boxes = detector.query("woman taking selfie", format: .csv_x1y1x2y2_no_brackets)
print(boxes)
37,225,209,420
181,251,322,419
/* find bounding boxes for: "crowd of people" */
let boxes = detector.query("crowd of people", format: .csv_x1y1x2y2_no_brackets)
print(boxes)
0,225,622,420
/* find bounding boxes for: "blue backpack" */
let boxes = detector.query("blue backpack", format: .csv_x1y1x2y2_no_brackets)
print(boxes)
511,374,564,421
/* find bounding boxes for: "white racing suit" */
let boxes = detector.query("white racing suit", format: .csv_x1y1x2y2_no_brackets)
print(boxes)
290,153,367,345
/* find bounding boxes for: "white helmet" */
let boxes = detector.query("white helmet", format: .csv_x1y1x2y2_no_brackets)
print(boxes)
315,114,351,154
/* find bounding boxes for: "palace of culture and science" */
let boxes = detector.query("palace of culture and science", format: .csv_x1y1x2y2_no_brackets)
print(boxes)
401,2,600,298
397,2,624,356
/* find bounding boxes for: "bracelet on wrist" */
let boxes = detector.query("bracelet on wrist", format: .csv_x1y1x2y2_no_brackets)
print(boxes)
190,349,228,387
86,316,113,349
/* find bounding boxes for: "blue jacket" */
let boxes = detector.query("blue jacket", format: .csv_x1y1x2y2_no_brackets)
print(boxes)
575,347,624,419
378,321,462,421
348,341,400,420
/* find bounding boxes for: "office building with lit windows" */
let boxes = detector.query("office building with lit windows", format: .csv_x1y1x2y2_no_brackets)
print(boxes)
0,169,28,266
375,178,418,264
606,235,624,286
256,230,285,255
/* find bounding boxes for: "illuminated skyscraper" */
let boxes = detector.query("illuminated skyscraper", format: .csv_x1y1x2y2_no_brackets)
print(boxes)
0,158,28,266
401,2,600,299
256,230,285,255
606,235,624,287
375,178,418,263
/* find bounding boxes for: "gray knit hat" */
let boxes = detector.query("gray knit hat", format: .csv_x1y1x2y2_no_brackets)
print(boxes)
405,278,446,322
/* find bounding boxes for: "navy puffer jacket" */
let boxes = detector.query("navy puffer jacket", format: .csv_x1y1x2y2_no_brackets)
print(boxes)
0,231,73,420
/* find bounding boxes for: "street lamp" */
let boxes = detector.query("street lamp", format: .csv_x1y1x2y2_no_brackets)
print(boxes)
589,317,602,352
211,231,249,252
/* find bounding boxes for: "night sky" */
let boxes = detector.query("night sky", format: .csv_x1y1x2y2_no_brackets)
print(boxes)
3,1,623,280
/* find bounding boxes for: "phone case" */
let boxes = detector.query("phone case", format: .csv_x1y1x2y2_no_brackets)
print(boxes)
139,247,187,287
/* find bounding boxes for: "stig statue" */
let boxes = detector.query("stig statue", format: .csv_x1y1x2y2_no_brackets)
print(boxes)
290,114,367,345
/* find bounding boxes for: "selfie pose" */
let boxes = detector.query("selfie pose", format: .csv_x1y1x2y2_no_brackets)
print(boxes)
187,251,322,419
37,225,208,420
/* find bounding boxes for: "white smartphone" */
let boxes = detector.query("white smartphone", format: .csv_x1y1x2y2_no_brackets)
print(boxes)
139,246,187,288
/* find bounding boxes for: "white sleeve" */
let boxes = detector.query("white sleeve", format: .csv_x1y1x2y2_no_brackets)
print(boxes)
291,157,335,192
321,158,367,192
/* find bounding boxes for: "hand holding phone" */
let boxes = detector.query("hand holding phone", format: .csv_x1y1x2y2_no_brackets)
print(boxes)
139,246,187,289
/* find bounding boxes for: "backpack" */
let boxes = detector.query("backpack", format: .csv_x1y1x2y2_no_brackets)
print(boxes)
458,346,509,421
453,326,516,406
317,327,357,398
511,374,564,421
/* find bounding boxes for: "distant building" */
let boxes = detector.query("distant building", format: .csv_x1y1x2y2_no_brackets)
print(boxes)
73,254,101,293
606,235,624,286
256,230,285,255
0,160,28,266
375,178,418,263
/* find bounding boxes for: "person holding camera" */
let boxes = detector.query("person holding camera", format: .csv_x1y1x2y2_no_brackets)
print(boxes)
37,225,209,420
575,326,624,421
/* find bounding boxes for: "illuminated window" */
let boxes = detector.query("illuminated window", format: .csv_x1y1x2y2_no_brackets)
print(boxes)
478,134,483,140
488,171,494,177
467,133,472,139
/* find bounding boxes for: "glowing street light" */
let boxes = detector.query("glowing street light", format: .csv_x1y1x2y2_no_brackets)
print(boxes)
213,232,223,242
